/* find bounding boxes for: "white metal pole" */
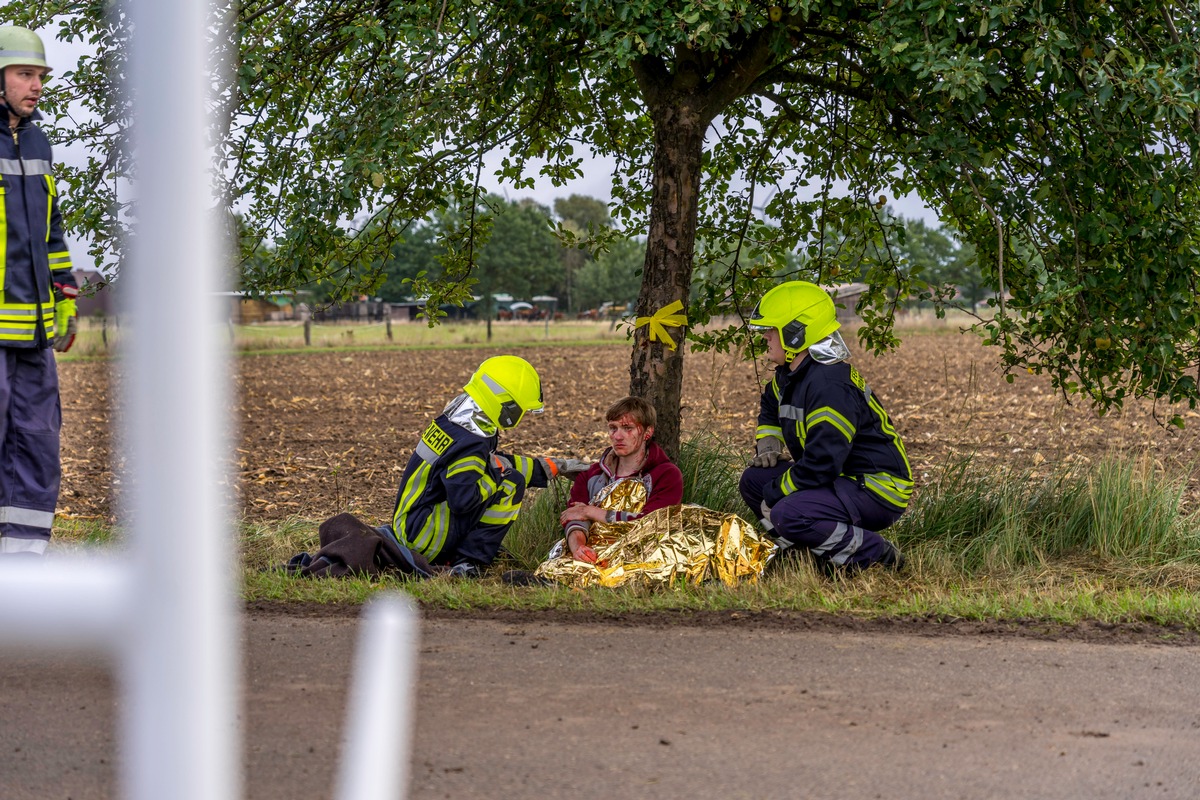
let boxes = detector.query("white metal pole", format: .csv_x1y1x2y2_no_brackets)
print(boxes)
0,557,129,649
335,595,420,800
122,2,239,800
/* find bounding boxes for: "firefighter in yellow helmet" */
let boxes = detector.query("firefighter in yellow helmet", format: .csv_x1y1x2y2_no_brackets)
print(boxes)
0,26,77,557
383,355,589,577
739,281,912,574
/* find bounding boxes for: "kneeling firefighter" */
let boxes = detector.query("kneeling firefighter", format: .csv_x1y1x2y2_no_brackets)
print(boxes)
738,281,912,574
384,355,588,577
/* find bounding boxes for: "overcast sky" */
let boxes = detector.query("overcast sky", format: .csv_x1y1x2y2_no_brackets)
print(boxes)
478,152,943,227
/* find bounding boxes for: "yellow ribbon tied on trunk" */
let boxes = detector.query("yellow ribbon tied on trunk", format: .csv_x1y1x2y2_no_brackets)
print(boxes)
634,300,688,351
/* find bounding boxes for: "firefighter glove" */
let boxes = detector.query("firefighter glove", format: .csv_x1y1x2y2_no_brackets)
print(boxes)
491,453,514,473
539,457,590,479
750,436,786,468
53,283,78,353
759,499,775,531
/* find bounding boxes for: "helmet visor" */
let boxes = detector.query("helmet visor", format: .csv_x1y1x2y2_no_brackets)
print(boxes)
747,298,767,327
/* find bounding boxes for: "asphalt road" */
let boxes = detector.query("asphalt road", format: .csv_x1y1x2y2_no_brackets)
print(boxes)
4,610,1199,799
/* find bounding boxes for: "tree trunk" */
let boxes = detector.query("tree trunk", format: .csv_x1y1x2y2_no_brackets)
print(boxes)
629,100,706,461
626,39,776,458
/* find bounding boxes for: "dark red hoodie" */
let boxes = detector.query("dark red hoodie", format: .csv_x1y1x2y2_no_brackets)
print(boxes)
563,441,683,536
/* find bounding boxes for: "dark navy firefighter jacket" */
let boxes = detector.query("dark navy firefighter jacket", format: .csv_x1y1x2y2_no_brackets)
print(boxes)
756,357,913,511
0,109,75,348
391,410,555,561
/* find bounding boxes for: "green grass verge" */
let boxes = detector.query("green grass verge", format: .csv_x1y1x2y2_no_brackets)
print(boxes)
50,319,634,360
54,447,1200,631
232,320,633,352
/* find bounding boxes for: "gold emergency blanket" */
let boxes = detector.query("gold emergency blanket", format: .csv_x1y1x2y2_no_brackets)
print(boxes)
535,500,777,589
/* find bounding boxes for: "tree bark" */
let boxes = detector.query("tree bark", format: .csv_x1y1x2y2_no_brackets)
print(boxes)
629,96,707,460
627,38,778,458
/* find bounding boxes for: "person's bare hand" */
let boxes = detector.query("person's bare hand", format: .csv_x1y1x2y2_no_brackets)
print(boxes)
571,543,598,564
559,503,596,524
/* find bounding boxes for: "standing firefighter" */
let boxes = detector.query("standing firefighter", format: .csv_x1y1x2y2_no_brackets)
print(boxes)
739,281,911,574
0,26,76,556
385,355,587,577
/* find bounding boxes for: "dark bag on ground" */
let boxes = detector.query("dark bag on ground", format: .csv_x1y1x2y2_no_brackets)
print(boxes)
285,512,432,579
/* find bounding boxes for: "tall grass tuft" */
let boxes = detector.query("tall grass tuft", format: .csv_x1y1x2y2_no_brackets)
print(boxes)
240,516,320,570
499,481,575,570
1065,455,1197,561
49,518,123,554
894,453,1200,574
676,432,748,514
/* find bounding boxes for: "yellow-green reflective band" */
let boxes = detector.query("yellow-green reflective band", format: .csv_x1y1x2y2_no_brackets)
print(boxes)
806,407,855,442
755,427,783,442
395,463,431,531
868,396,913,477
44,175,55,237
411,503,450,557
478,475,497,499
446,455,484,478
863,472,914,508
513,455,534,482
49,253,72,268
480,506,519,526
427,503,451,557
780,469,797,496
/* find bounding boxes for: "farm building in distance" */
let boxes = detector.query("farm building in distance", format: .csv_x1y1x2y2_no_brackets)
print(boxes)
220,291,302,323
73,268,114,318
829,282,868,323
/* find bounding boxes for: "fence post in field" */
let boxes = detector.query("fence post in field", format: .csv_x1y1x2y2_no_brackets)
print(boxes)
304,319,312,347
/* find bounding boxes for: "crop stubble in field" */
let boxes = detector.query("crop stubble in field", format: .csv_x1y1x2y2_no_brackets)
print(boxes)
56,330,1200,526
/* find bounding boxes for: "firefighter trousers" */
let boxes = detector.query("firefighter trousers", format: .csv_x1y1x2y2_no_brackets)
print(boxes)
739,465,902,569
0,348,61,555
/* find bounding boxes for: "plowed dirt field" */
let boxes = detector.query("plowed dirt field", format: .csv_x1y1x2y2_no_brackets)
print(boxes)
56,327,1200,526
21,327,1200,800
